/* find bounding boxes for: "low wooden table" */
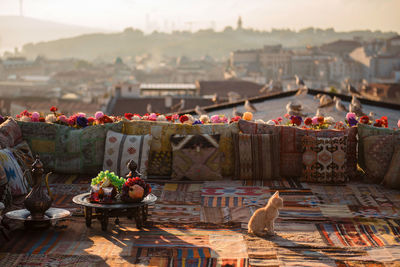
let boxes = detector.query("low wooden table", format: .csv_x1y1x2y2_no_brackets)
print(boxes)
72,193,157,231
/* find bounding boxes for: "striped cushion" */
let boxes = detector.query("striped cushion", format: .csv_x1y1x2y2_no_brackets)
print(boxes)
233,133,280,180
103,131,152,177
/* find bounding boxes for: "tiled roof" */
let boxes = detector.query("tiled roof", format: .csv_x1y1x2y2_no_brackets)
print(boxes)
196,80,264,99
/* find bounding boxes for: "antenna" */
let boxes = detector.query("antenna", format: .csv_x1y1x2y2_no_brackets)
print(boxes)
19,0,23,17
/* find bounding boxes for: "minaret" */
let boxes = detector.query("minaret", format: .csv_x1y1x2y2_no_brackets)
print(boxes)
237,16,242,30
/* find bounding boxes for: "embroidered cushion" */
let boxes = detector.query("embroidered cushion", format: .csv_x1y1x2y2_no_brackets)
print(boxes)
170,134,222,180
363,135,398,184
103,131,152,177
357,123,400,171
383,144,400,189
125,122,239,177
233,133,280,180
0,149,29,196
0,118,22,148
18,121,123,174
10,141,35,187
239,120,357,179
301,135,348,183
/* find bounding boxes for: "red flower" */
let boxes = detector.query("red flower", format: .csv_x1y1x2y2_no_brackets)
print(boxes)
304,117,312,126
317,117,324,124
360,116,369,124
39,117,45,122
87,117,95,123
166,115,172,121
374,119,383,127
230,116,241,123
50,106,58,112
380,116,388,128
124,113,134,120
179,115,189,123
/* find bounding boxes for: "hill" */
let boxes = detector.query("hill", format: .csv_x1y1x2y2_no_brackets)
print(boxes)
21,26,398,61
0,16,106,53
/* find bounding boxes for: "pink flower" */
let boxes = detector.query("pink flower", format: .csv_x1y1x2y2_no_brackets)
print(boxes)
171,114,179,121
31,112,40,122
67,118,75,126
277,117,283,122
95,111,104,120
210,115,220,123
398,120,400,128
219,115,228,123
284,113,290,119
58,115,68,123
77,112,86,118
148,113,158,121
346,112,356,121
312,116,319,125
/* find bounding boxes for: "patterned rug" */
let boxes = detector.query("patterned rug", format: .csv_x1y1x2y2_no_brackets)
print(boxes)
3,174,400,266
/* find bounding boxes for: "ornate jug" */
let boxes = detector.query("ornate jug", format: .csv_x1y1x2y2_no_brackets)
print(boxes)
24,156,53,219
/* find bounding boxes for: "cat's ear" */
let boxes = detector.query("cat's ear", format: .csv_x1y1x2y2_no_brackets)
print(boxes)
271,191,279,198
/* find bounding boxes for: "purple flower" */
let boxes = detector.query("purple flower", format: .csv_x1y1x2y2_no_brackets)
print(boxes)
192,119,202,125
348,117,358,127
77,116,88,127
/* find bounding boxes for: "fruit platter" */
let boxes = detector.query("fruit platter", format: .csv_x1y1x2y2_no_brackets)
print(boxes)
89,170,151,204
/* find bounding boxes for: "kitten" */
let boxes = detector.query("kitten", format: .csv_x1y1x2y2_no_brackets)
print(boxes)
248,191,283,236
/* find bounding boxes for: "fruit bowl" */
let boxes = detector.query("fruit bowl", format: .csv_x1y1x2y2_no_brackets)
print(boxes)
121,177,151,203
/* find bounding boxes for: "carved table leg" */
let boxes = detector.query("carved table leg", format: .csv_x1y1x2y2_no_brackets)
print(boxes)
101,209,109,231
85,207,92,227
134,207,142,229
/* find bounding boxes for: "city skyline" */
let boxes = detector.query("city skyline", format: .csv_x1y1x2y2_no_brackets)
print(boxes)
1,0,400,33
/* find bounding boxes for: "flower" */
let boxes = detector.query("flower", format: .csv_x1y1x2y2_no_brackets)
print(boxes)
398,120,400,128
304,117,312,126
171,114,179,121
360,115,369,124
373,119,383,127
324,116,335,124
210,115,220,123
180,115,189,123
317,117,324,124
77,116,88,127
39,117,45,122
156,115,167,121
31,112,40,122
255,119,266,124
21,115,31,122
199,115,210,124
290,116,302,126
124,113,134,120
277,117,283,122
347,117,358,127
192,119,202,125
230,116,241,123
311,116,319,125
219,115,228,123
266,120,275,125
380,116,388,128
131,115,141,121
284,113,290,119
87,117,95,124
346,112,356,121
148,113,158,121
45,114,57,123
77,112,86,118
243,112,253,121
95,111,104,120
50,106,58,112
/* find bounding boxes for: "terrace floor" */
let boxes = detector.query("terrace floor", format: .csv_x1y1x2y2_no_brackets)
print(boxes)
1,174,400,266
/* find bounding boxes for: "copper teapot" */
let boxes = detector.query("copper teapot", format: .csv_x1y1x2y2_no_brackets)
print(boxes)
23,156,53,219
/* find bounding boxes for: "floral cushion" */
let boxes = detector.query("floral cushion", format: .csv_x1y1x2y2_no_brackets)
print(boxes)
103,131,152,177
383,144,400,189
357,123,400,171
239,120,357,179
301,135,348,183
0,118,22,148
0,149,29,196
363,135,398,184
122,122,239,177
233,133,280,180
170,134,222,180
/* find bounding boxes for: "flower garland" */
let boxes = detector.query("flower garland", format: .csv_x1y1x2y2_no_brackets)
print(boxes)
3,106,400,130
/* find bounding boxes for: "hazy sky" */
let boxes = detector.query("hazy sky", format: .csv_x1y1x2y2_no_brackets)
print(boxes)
1,0,399,33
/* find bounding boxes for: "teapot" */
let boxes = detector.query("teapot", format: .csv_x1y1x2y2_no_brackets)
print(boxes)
23,155,53,220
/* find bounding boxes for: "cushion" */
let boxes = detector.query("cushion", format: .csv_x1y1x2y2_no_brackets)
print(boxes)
233,133,280,180
383,144,400,189
357,123,400,171
0,118,22,148
0,164,12,208
10,141,35,187
301,135,348,183
170,134,222,180
103,131,152,177
0,149,29,196
122,121,239,177
239,120,357,179
363,135,398,184
18,121,123,174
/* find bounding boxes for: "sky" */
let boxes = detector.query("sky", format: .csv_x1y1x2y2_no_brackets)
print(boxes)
0,0,399,33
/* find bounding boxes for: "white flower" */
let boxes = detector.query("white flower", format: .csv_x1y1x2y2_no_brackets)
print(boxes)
199,115,210,124
266,120,275,125
324,116,335,124
184,114,194,124
255,119,266,124
156,115,167,121
45,114,57,123
20,116,31,122
132,115,141,121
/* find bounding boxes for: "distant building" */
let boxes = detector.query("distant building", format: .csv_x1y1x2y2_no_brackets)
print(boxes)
361,83,400,103
386,35,400,54
139,83,197,97
329,56,364,83
196,80,264,101
113,82,140,98
320,40,362,56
